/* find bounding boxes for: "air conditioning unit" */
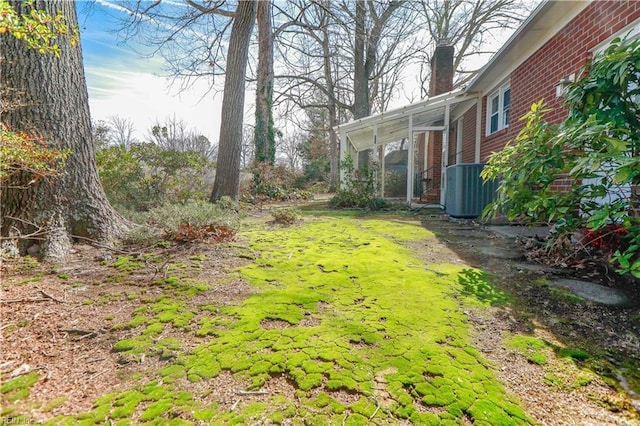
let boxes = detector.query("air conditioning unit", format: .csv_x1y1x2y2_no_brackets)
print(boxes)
445,163,499,218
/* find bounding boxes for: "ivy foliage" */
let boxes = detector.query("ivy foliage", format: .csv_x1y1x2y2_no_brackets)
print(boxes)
482,37,640,278
0,0,79,56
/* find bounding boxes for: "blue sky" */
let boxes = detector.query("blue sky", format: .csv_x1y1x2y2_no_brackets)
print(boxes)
76,0,223,142
75,1,519,145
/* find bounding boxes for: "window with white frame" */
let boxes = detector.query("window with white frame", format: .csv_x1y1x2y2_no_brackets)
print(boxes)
486,83,510,135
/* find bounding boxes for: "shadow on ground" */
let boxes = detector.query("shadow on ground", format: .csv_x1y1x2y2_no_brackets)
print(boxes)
417,208,640,416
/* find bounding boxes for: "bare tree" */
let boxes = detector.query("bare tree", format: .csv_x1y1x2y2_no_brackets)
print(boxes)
351,0,409,166
1,0,128,258
117,0,256,201
92,119,112,150
277,132,303,171
147,115,217,160
274,0,420,185
352,0,406,119
416,0,530,95
107,115,137,149
117,0,235,94
240,124,255,170
274,1,351,187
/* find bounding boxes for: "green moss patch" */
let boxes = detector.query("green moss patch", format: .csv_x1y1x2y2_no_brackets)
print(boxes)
507,335,549,365
111,256,144,273
458,268,511,305
190,215,531,423
1,372,40,404
52,213,533,424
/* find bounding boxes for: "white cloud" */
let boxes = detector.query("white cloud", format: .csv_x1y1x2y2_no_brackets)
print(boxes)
88,71,224,144
93,0,130,15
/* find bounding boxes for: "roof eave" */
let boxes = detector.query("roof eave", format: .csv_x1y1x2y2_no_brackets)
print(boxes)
466,0,591,93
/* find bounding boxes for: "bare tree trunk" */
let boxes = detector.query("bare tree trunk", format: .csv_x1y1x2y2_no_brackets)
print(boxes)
353,1,371,167
1,0,128,259
353,1,404,168
210,1,257,202
353,0,369,120
321,21,339,190
254,0,275,165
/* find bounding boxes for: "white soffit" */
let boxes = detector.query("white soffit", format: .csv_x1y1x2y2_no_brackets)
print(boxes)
336,89,477,152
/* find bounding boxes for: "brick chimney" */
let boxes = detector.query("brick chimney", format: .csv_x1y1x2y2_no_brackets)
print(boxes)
420,44,454,203
430,43,454,96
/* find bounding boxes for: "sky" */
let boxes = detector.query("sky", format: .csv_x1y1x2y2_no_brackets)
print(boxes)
76,0,523,146
77,0,224,143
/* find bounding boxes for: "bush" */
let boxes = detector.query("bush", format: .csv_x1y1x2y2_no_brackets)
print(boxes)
96,142,211,212
482,37,640,278
124,199,240,245
271,207,301,225
247,162,313,202
329,154,389,210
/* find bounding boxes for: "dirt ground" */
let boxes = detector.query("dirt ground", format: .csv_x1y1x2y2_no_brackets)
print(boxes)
1,206,639,425
417,212,640,425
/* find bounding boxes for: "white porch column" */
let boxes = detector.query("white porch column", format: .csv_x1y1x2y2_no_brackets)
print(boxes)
339,130,347,189
373,123,379,196
380,145,386,197
406,114,414,204
440,104,451,205
475,93,482,163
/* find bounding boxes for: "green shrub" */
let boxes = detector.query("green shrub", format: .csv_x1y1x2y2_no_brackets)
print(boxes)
124,199,240,245
329,154,389,210
96,142,211,212
271,207,301,225
482,37,640,279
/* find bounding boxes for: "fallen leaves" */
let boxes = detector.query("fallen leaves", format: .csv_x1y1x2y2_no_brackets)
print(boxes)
166,224,236,243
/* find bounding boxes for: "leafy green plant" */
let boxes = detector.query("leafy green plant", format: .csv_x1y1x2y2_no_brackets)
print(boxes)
330,154,389,210
0,124,69,185
483,37,640,278
96,142,211,212
0,0,79,56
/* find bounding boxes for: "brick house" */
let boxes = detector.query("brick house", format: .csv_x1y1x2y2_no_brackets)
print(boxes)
336,0,640,214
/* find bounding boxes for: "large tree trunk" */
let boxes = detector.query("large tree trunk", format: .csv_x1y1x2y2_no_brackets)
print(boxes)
353,0,369,121
211,0,257,201
321,21,339,190
253,0,275,165
352,1,405,169
1,0,128,259
353,0,371,168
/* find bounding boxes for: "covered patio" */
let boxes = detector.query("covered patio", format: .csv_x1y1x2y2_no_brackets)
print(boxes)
336,89,480,205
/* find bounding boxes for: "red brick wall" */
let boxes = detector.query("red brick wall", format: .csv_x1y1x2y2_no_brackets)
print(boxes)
448,125,457,165
416,133,426,171
427,131,443,185
461,105,477,164
479,0,640,163
423,45,454,189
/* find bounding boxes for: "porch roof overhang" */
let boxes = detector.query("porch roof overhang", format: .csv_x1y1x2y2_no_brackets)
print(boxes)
335,89,478,152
